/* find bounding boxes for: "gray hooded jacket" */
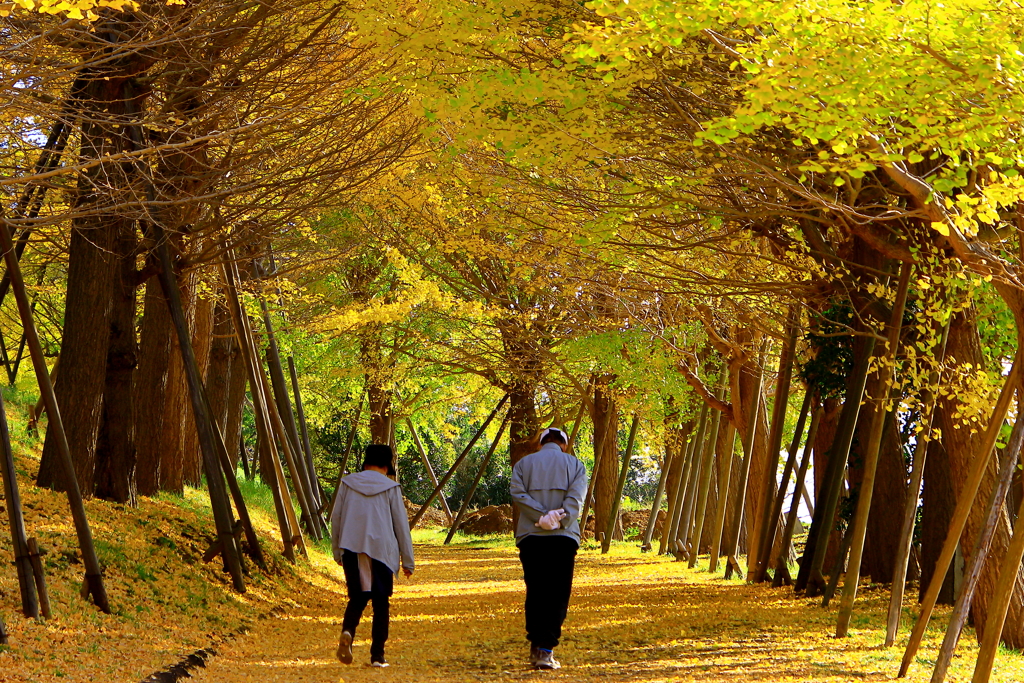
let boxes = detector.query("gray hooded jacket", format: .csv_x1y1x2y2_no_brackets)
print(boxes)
330,470,415,574
511,442,589,545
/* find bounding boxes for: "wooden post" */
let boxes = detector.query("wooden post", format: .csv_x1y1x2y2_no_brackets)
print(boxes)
750,312,799,583
410,395,508,529
724,370,763,579
445,414,510,544
288,356,322,503
0,385,37,617
885,320,951,647
239,433,251,480
709,418,738,573
602,414,641,553
407,418,453,523
222,258,301,561
753,388,812,582
155,238,245,593
642,440,675,551
674,401,710,556
773,402,822,587
689,390,726,568
835,261,912,636
821,522,854,607
925,402,1024,683
972,490,1024,683
26,538,50,618
658,427,687,555
798,334,877,596
898,349,1024,678
567,402,586,453
0,213,110,612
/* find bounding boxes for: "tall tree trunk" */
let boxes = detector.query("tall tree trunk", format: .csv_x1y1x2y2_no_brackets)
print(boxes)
937,307,1024,646
591,376,621,541
921,431,956,605
207,301,234,452
360,326,392,445
93,219,139,505
181,290,214,486
508,379,539,467
134,278,172,496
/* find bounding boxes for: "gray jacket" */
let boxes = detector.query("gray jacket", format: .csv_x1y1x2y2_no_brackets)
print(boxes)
330,470,415,574
511,442,588,545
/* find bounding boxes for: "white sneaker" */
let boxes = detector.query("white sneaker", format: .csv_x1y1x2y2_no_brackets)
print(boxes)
371,657,389,668
534,649,561,670
337,631,353,665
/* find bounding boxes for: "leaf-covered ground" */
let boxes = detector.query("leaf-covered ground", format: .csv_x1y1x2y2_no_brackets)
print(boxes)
189,534,1024,683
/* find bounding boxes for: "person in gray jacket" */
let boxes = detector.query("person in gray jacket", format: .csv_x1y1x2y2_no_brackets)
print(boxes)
330,444,414,668
510,427,588,670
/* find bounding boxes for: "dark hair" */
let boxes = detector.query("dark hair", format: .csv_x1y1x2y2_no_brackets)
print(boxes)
540,430,567,446
362,444,396,476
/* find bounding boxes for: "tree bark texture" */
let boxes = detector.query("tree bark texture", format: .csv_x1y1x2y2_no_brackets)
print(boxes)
591,377,622,541
181,290,214,486
921,433,957,605
937,307,1024,646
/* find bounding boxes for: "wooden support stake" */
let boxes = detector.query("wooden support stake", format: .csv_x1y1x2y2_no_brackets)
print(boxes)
750,311,800,583
0,212,109,612
407,418,453,523
836,261,912,636
410,395,508,529
689,390,726,568
641,440,675,552
567,402,586,453
674,401,711,556
724,366,764,580
326,398,364,517
445,414,510,544
755,388,813,582
26,538,49,618
898,348,1024,677
821,521,854,607
222,258,301,561
0,383,37,617
288,356,323,504
709,418,738,573
602,415,641,554
885,320,950,647
773,402,821,587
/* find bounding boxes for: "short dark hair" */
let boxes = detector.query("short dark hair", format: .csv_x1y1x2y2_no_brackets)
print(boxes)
362,444,396,476
540,429,567,446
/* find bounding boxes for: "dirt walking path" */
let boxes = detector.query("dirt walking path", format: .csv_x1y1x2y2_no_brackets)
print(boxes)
187,542,1017,683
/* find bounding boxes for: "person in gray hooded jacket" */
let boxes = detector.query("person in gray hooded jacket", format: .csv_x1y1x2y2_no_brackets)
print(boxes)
330,444,414,668
511,427,588,670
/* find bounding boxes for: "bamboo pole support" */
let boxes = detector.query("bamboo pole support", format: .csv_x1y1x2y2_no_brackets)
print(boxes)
407,418,453,523
750,312,800,583
675,401,711,557
602,415,641,553
724,368,764,579
642,440,675,552
410,395,508,529
658,429,687,555
971,488,1024,683
822,522,854,607
26,538,50,618
709,417,738,573
288,356,322,504
799,334,877,595
754,388,812,582
773,402,821,587
835,261,912,636
689,393,726,568
444,414,510,544
222,258,301,561
898,348,1024,678
665,434,697,555
884,321,951,647
567,402,586,453
0,213,110,612
0,385,37,617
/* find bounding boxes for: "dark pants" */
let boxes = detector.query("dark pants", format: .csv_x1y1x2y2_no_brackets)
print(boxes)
340,550,394,659
518,535,579,650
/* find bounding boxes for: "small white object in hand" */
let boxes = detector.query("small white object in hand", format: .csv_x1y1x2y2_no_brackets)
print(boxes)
536,508,566,530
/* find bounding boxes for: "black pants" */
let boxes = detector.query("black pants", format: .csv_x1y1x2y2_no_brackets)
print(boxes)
518,535,579,650
340,550,394,659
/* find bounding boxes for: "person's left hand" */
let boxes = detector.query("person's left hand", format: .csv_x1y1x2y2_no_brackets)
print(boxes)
402,567,413,578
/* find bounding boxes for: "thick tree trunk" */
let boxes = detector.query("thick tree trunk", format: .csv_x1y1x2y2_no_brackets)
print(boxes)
591,377,621,541
181,291,214,486
207,302,234,453
937,307,1024,646
93,219,139,505
508,380,539,467
360,326,392,445
921,430,956,605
